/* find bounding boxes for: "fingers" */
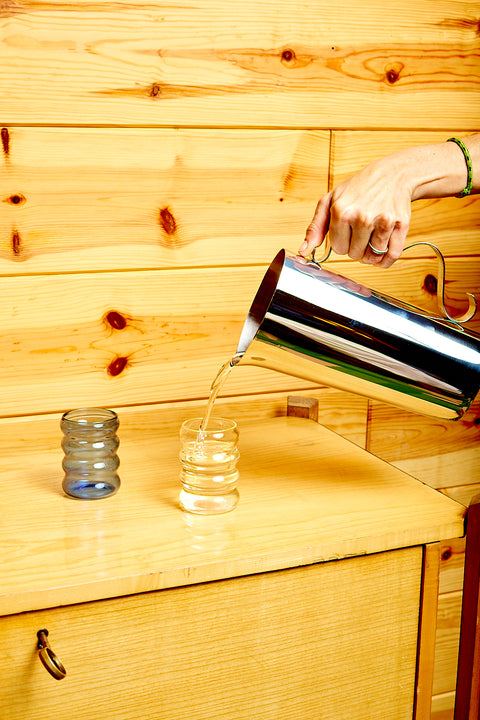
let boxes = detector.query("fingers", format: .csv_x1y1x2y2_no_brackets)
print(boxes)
300,190,411,269
339,210,410,266
376,218,410,268
328,200,352,256
299,192,332,257
362,215,394,263
331,208,394,262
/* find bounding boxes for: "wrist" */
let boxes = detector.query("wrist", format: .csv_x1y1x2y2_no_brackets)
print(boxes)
406,142,470,201
446,137,473,197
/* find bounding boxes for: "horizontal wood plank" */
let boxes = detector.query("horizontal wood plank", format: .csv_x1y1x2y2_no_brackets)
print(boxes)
0,257,478,416
442,483,480,507
0,127,329,274
0,390,369,459
3,128,479,276
388,447,480,492
2,128,479,274
367,397,480,490
0,265,310,415
0,0,478,127
330,131,480,257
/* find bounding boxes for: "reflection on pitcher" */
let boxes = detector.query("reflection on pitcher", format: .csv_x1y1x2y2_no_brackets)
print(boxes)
234,250,480,420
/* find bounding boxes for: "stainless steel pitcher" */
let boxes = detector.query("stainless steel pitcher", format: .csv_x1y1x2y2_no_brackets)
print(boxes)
235,249,480,419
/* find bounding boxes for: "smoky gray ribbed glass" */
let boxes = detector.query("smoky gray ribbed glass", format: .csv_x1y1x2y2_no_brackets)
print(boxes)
61,408,120,499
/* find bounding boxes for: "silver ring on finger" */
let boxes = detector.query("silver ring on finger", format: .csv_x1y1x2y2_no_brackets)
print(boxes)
368,241,389,256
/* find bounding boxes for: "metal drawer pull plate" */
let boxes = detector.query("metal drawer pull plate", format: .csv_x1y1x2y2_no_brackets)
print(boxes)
37,629,67,680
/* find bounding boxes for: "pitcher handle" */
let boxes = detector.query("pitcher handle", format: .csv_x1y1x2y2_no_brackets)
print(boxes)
311,239,477,325
402,241,477,324
310,237,332,265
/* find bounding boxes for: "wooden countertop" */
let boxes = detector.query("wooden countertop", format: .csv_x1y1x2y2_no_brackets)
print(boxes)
0,409,464,616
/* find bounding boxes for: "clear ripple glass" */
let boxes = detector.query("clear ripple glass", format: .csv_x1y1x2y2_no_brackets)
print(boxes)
179,417,239,515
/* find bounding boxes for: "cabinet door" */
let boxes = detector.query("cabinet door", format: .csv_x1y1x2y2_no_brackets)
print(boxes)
1,546,422,720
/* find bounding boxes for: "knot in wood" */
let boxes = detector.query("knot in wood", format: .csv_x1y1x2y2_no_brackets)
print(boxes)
281,48,296,64
107,356,129,377
1,127,9,155
384,62,404,85
386,69,399,84
159,207,177,235
9,193,25,205
106,311,127,330
424,274,438,295
11,229,21,255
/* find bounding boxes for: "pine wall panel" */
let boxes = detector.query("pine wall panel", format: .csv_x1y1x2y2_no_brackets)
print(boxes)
0,0,478,128
0,128,329,273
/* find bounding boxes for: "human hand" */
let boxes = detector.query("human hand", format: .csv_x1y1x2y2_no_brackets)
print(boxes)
299,155,413,267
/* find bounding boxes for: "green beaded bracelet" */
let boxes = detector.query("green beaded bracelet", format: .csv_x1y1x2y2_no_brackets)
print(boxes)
447,137,473,198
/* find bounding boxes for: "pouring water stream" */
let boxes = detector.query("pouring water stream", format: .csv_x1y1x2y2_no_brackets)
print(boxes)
197,352,243,439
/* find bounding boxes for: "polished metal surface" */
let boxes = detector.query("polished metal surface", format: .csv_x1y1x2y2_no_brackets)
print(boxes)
236,250,480,419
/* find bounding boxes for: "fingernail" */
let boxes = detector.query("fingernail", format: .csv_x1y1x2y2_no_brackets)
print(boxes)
299,240,308,253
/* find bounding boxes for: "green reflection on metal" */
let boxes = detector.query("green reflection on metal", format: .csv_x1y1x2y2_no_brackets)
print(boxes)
257,330,465,414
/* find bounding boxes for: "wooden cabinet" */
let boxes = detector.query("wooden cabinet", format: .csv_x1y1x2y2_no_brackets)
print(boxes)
5,548,422,719
0,414,464,719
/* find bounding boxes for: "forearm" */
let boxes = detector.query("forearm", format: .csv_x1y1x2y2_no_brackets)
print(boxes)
390,133,479,201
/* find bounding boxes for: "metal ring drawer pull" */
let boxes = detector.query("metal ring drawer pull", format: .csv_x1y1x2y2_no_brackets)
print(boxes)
37,629,67,680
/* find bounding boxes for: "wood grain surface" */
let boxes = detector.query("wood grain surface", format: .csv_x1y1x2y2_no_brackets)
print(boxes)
433,591,463,696
1,128,479,274
0,0,478,127
0,127,329,273
0,256,477,417
367,397,480,491
1,548,422,720
1,0,478,711
0,414,464,615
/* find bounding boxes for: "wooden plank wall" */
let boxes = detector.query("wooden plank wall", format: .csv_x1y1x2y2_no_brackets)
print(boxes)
1,1,479,716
